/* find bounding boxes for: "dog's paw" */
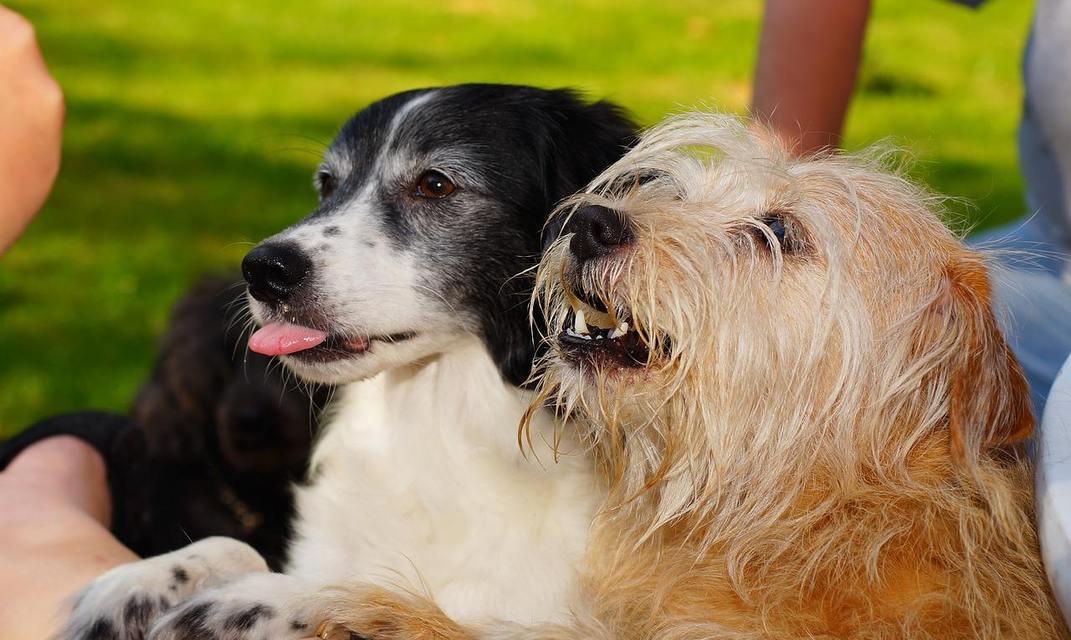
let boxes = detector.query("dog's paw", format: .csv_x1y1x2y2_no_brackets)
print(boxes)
59,537,268,640
147,572,316,640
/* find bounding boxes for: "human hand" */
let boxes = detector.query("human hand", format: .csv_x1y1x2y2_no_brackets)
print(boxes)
0,5,64,254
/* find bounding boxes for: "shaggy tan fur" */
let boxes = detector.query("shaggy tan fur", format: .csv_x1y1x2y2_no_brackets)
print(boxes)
314,114,1066,639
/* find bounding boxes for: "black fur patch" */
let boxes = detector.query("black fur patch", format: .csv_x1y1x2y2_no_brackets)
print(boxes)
223,604,274,631
168,602,215,640
322,225,342,237
122,596,156,632
84,618,120,640
171,565,190,585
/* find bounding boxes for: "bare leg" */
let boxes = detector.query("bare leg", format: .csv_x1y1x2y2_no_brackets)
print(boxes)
0,437,137,638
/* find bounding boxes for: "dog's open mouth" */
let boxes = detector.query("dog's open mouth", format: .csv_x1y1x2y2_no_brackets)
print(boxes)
558,294,650,368
248,321,416,363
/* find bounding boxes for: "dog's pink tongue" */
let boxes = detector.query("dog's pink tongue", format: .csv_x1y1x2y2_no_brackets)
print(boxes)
248,322,328,356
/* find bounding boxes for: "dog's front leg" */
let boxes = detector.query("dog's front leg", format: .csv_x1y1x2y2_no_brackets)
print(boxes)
311,583,476,640
312,585,619,640
60,536,268,640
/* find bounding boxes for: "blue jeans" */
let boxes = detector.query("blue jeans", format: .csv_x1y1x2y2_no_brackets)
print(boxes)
970,218,1071,417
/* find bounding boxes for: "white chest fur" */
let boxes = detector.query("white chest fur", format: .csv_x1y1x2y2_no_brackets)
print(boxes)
285,336,599,625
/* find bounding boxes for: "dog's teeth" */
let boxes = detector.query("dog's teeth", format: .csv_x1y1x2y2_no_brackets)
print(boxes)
609,321,629,339
574,308,589,335
565,326,594,340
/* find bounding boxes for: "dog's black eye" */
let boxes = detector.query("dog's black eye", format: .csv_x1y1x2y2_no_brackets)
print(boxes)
765,216,787,244
316,170,337,200
413,170,456,199
754,210,805,254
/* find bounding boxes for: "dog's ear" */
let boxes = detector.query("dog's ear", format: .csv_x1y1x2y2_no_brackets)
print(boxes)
939,257,1033,458
486,93,636,387
539,92,637,251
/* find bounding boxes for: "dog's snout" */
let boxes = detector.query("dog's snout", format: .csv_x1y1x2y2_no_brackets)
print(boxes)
567,205,632,263
242,242,312,304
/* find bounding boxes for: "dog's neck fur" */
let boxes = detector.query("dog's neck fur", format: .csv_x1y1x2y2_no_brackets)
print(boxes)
286,335,600,625
581,394,1049,637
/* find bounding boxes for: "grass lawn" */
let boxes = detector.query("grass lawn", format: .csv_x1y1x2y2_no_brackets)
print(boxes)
0,0,1034,435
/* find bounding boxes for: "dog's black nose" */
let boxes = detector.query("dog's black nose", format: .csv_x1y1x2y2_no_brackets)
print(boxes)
567,205,632,263
242,242,312,304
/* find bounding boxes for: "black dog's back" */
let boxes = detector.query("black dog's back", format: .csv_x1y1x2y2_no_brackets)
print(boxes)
118,277,330,568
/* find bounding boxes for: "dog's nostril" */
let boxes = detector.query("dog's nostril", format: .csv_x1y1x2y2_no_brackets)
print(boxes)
242,242,312,304
567,204,632,263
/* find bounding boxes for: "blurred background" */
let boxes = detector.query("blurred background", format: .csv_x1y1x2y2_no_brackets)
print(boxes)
0,0,1032,435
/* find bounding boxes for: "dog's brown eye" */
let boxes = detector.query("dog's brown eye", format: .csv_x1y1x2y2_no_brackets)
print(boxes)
316,170,337,200
413,170,456,199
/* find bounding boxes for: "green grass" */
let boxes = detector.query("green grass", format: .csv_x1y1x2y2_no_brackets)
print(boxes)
0,0,1033,435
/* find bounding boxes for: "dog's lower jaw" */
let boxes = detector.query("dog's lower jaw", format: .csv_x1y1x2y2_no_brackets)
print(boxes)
285,334,600,627
278,331,468,385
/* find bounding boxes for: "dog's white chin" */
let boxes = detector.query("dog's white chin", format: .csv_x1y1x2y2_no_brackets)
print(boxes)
280,331,465,385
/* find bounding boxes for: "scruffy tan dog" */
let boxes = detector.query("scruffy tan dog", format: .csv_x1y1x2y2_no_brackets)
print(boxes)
315,115,1067,639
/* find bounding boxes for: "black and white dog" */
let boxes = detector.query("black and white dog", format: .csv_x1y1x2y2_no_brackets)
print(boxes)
62,84,635,639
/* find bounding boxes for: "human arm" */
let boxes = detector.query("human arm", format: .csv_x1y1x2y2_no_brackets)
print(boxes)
751,0,871,155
